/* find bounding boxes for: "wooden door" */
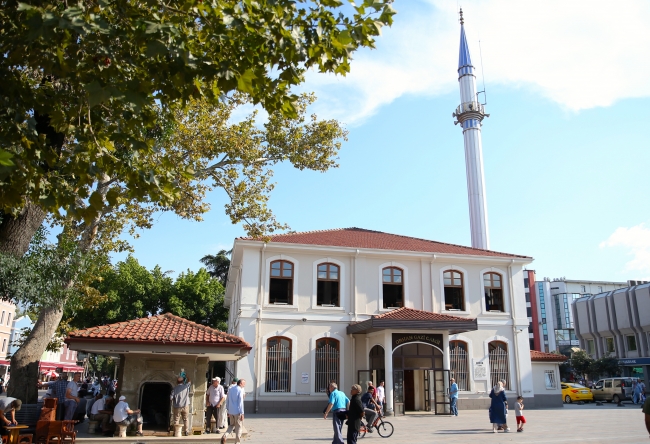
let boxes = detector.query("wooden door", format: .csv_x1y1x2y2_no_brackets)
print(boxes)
404,370,415,411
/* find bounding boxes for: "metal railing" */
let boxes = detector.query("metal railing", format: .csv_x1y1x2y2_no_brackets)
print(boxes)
449,344,469,391
315,344,339,393
266,343,291,392
489,346,510,390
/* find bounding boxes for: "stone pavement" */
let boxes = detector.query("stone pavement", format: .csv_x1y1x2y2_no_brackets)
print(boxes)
239,403,649,444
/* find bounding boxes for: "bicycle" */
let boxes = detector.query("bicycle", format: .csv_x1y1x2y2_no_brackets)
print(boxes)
359,411,394,438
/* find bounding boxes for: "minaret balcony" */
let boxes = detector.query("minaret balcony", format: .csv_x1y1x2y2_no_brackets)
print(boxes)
452,101,489,125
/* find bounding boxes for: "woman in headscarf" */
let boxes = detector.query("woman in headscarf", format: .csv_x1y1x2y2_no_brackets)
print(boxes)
489,380,509,433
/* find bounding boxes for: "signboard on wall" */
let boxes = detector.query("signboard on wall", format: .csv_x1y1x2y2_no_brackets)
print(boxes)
473,360,488,380
392,333,443,350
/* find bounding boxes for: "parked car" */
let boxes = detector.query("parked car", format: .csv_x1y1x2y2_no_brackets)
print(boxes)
561,383,594,403
591,377,639,403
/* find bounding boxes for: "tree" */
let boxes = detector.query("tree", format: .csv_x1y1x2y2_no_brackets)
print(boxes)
200,250,231,286
0,0,396,257
569,350,594,381
591,355,621,378
2,93,346,401
69,256,228,330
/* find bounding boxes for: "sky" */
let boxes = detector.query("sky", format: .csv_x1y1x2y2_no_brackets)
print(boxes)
114,0,650,282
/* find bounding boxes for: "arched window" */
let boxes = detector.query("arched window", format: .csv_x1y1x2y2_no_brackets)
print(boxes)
315,338,339,392
450,340,469,391
443,270,464,311
382,267,403,309
488,341,509,390
317,263,340,307
484,272,504,312
269,260,294,304
266,336,292,392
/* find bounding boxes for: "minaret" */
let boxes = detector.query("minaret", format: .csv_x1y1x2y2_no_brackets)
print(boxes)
453,9,490,250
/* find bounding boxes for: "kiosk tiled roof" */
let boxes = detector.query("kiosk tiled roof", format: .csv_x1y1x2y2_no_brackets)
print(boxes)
240,227,530,259
530,350,568,362
67,313,250,347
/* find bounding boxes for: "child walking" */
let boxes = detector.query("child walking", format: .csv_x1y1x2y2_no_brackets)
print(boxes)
515,396,526,432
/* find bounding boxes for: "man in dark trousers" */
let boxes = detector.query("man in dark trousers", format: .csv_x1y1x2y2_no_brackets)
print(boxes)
346,385,364,444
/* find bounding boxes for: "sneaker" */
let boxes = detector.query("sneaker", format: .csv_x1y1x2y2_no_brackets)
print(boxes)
517,429,522,433
185,431,191,436
205,430,211,434
135,432,143,437
504,428,510,433
493,428,497,433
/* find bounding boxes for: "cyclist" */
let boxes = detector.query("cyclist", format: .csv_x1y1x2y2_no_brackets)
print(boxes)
361,386,381,433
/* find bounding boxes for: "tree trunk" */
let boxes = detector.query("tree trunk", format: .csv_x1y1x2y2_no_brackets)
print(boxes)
7,304,64,403
0,202,46,257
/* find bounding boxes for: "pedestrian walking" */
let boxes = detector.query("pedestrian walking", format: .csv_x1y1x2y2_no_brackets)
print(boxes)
222,379,245,444
376,381,385,413
323,382,350,444
633,381,643,405
515,396,526,432
205,377,225,433
171,374,192,436
346,385,364,444
489,380,509,433
449,378,459,416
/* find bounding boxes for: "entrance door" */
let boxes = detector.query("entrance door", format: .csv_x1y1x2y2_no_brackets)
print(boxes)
404,370,415,411
139,382,173,431
434,369,451,414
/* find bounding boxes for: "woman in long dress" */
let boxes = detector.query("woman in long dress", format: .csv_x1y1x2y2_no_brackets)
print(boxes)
489,381,509,433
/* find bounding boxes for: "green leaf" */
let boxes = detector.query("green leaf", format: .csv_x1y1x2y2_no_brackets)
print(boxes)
84,81,110,108
88,190,104,211
0,149,15,167
237,70,257,94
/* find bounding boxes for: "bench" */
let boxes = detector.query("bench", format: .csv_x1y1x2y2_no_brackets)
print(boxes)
6,403,43,434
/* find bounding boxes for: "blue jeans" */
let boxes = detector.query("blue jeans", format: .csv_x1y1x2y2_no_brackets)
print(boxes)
332,408,346,444
450,397,458,416
64,400,78,421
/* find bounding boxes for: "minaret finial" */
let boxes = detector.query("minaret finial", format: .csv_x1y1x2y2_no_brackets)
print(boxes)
459,8,464,25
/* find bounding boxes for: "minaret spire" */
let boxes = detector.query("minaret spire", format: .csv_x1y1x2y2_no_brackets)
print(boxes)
452,10,491,250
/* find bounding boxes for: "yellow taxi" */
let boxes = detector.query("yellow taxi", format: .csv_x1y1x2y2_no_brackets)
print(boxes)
561,382,594,403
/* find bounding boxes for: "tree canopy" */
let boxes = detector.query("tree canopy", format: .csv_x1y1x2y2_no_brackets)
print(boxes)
200,249,231,285
0,0,395,227
69,255,228,331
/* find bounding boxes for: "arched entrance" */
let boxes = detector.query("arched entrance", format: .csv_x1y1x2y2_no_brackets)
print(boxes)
393,342,450,414
139,382,173,432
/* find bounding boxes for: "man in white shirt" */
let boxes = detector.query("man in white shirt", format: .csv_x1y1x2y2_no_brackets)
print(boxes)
113,395,143,436
376,381,386,413
205,377,225,433
90,395,111,432
64,373,81,421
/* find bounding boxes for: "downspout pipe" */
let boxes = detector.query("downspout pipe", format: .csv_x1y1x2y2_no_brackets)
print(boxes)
508,259,522,396
254,243,266,413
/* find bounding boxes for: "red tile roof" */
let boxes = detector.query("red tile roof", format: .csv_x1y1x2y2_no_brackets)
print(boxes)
530,350,568,362
67,313,250,348
372,307,471,322
240,228,530,259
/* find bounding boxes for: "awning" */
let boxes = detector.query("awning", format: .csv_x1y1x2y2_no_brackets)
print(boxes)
39,362,84,372
347,307,478,335
0,360,10,366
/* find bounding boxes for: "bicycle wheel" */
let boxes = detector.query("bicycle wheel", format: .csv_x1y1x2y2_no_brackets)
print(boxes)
376,420,394,438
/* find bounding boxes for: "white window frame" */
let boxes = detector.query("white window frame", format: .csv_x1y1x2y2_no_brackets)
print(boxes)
264,254,299,310
439,266,470,315
377,261,410,312
478,267,510,315
544,370,557,389
311,258,346,312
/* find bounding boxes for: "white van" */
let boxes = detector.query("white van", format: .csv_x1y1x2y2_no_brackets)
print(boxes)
591,377,639,403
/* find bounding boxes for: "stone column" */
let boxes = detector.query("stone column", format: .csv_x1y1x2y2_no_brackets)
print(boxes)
383,332,394,416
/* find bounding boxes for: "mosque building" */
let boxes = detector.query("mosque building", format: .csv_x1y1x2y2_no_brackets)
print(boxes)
224,11,564,414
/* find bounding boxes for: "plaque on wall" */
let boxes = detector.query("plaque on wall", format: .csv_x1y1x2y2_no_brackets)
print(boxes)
473,360,487,380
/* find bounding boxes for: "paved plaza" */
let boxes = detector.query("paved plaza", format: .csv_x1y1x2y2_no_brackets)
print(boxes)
238,403,649,444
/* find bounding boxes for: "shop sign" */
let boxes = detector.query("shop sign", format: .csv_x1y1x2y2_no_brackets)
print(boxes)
618,357,650,366
392,333,443,350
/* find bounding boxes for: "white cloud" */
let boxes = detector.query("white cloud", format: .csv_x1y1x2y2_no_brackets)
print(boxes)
600,223,650,278
301,0,650,124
